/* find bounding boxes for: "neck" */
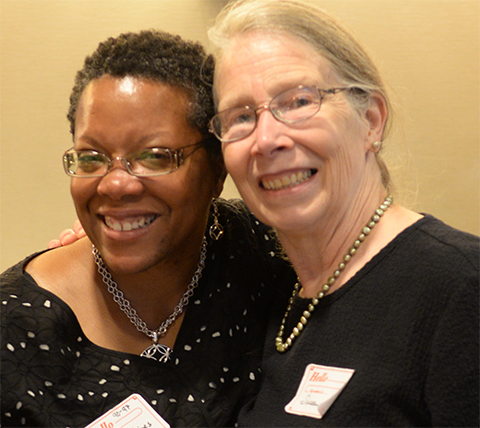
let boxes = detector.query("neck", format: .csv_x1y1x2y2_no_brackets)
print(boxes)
277,189,390,298
93,236,206,333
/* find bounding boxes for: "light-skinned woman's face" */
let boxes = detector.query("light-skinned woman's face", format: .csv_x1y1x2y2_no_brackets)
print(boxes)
215,32,376,235
71,75,223,274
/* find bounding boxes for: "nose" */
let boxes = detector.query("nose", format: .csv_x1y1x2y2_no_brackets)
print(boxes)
252,106,294,157
96,158,144,200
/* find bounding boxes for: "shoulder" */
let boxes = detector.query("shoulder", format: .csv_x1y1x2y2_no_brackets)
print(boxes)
216,198,264,230
2,239,94,319
363,214,479,306
213,198,280,258
1,250,82,345
375,215,479,310
409,215,479,269
1,252,44,296
25,238,93,295
208,198,295,294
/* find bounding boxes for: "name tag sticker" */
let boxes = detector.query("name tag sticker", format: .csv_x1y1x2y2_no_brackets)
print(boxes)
285,363,354,419
85,393,170,428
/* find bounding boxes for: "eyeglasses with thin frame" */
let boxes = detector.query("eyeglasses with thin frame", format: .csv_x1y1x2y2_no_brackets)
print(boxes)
63,141,204,178
209,85,357,143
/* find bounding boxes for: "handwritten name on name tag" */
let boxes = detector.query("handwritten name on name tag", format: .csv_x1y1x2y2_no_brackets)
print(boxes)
85,393,170,428
285,363,354,419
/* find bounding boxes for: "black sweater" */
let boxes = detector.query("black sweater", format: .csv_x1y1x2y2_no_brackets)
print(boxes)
238,215,479,427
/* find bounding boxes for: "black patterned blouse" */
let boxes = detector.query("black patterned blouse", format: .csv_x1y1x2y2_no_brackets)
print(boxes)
1,199,295,427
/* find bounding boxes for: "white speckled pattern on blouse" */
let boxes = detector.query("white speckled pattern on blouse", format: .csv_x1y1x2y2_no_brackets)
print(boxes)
1,199,296,427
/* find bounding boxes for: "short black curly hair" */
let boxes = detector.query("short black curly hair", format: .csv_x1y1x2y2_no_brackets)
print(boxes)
68,29,219,158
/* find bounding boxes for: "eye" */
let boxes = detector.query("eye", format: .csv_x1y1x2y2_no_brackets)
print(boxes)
225,108,255,128
273,87,320,121
77,152,106,173
290,94,316,109
279,90,317,111
134,149,172,170
215,107,256,141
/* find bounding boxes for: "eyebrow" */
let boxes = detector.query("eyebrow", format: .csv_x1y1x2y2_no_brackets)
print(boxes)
218,80,324,112
74,132,176,152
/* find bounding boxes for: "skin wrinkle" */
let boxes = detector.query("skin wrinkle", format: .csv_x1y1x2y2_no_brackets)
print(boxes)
217,31,389,295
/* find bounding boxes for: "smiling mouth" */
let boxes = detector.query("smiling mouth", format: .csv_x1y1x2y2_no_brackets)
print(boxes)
104,215,158,232
260,169,317,190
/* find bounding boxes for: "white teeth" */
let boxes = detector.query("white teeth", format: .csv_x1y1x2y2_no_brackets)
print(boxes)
262,170,313,190
105,215,156,231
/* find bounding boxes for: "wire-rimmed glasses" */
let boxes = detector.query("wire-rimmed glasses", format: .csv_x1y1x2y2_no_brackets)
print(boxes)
63,142,204,178
209,85,354,143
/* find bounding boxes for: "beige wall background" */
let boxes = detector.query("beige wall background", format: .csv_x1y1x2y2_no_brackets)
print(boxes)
1,0,479,272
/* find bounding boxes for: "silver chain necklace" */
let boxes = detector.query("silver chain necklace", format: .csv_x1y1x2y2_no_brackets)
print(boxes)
92,237,207,362
276,196,393,353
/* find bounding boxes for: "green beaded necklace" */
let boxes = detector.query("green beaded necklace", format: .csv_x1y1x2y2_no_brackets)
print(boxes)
276,195,393,353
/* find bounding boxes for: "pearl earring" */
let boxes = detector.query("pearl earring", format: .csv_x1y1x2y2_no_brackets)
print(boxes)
372,141,381,152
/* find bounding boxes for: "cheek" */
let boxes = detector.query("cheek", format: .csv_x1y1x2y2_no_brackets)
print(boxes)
70,180,94,215
169,163,217,208
320,115,368,161
222,144,247,182
70,180,82,206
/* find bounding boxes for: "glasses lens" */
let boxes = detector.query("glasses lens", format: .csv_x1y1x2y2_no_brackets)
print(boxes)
272,86,321,122
129,148,174,176
64,150,109,176
212,107,256,142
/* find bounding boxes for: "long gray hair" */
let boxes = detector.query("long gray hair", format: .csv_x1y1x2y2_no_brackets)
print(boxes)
209,0,393,190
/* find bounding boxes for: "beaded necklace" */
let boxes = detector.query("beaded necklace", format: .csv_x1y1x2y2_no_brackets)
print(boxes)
276,196,393,353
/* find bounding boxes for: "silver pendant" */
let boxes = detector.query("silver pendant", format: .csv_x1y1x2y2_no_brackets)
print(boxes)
140,343,172,363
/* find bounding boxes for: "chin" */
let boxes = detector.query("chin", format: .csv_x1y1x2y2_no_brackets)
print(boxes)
95,246,153,275
259,202,321,233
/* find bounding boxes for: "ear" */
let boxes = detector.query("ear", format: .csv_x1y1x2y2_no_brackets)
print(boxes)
364,93,388,151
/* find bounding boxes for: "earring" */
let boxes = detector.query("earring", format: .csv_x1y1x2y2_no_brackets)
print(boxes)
209,199,224,240
372,141,381,152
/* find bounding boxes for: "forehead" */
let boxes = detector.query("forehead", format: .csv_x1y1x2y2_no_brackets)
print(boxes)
79,76,190,113
215,32,337,109
74,76,200,148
